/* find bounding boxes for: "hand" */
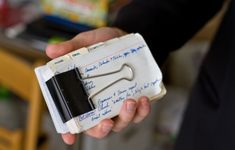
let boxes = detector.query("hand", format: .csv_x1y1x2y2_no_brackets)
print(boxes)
46,27,151,145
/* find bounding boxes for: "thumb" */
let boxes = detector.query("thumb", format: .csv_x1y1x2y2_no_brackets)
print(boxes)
46,39,81,59
46,27,125,59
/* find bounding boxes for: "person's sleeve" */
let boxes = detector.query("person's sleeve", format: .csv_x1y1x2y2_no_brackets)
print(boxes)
113,0,225,65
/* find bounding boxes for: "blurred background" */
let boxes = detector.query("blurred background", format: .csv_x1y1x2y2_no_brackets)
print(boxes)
0,0,227,150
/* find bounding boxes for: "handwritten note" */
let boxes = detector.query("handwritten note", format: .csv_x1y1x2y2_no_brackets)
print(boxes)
78,78,161,123
35,33,166,134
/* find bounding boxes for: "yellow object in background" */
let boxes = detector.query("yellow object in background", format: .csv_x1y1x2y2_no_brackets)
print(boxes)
41,0,109,27
48,36,66,44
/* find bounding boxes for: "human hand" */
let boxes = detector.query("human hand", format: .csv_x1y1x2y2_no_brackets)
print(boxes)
46,27,151,145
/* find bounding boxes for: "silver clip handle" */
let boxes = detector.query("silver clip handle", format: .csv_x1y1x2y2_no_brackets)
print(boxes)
76,64,134,107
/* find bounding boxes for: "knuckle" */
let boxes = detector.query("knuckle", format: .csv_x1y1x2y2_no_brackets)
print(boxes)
95,134,107,139
112,122,128,132
112,126,124,132
121,116,133,124
133,116,144,124
139,110,150,118
86,131,107,139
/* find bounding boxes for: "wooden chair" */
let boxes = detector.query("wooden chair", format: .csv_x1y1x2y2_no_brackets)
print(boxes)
0,49,46,150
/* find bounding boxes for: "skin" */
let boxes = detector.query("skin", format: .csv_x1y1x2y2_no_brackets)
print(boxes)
46,27,151,145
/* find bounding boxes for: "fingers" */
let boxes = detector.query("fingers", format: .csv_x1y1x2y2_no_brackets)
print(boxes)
46,39,81,58
46,27,126,59
133,96,151,123
85,97,150,134
61,133,77,145
61,97,150,143
85,119,114,139
61,119,114,144
112,99,137,132
62,120,113,144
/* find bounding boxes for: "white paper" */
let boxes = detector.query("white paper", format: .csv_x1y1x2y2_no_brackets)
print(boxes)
34,33,166,134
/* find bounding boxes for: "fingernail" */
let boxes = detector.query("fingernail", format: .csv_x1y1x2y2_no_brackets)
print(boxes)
143,98,150,106
102,124,112,133
62,134,74,145
141,98,150,111
127,101,136,112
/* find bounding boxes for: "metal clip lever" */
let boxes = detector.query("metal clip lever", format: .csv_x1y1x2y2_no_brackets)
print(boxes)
75,63,135,106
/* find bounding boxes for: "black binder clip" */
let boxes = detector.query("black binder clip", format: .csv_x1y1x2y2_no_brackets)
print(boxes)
46,63,134,124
